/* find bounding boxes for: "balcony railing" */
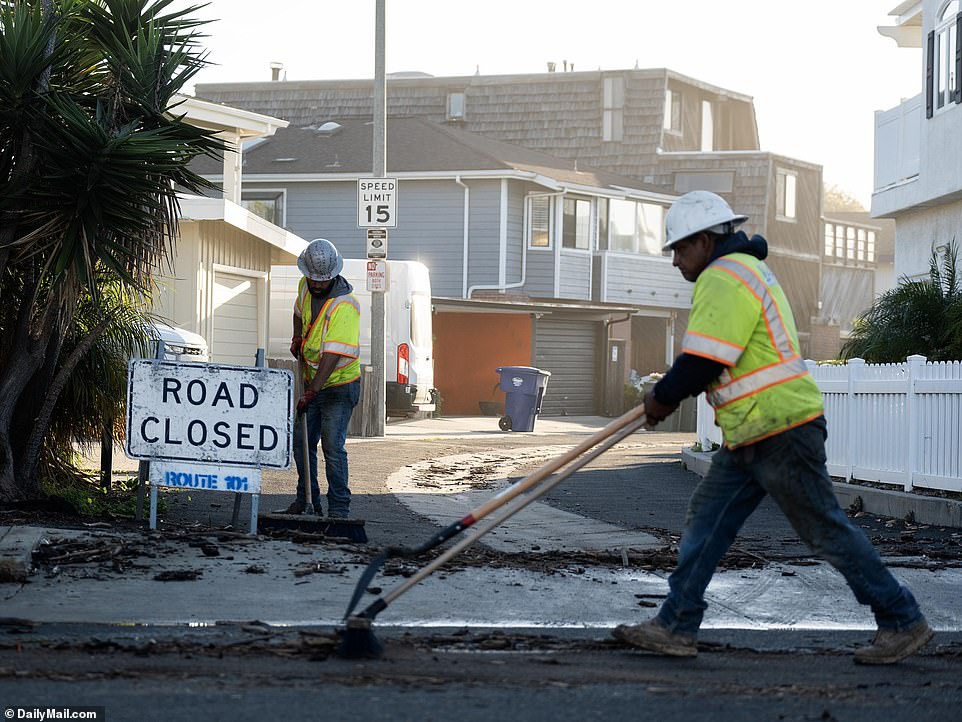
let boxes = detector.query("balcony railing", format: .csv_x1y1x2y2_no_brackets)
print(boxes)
874,94,921,192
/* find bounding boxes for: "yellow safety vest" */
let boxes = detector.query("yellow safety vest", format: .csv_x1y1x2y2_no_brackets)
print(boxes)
684,253,823,448
295,278,361,388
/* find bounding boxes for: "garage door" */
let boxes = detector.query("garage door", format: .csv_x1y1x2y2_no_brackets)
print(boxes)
212,272,260,365
534,318,598,416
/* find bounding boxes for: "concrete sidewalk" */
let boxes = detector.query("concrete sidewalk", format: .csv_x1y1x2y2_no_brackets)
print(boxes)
681,447,962,528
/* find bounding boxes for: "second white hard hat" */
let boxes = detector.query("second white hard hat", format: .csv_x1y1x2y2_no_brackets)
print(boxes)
297,238,344,281
663,191,748,251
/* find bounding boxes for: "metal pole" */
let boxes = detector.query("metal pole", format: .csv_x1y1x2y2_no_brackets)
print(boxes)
370,0,387,436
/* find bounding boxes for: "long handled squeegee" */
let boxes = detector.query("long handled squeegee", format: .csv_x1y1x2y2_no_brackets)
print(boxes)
336,404,648,658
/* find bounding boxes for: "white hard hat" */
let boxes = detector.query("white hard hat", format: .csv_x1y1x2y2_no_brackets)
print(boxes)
663,191,748,251
297,238,343,281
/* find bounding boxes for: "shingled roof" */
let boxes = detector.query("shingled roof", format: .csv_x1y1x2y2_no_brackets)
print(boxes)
194,116,674,197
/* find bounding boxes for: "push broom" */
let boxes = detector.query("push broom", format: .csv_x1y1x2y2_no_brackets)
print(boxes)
259,359,368,542
336,403,649,659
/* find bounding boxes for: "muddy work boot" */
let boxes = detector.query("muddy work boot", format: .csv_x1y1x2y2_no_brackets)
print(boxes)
611,619,697,657
283,500,306,515
854,617,933,665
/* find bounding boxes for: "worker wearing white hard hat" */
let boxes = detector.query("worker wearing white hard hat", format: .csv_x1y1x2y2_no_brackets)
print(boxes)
612,191,931,665
287,238,361,518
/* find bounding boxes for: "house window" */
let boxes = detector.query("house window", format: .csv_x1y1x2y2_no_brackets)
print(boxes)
527,195,554,248
241,190,285,226
597,199,609,250
835,227,845,259
603,76,624,142
446,91,466,121
608,199,665,255
664,88,681,132
928,1,961,116
562,198,592,250
701,100,714,151
857,229,866,261
824,224,835,257
636,203,664,255
775,168,797,221
846,227,856,260
867,231,876,262
932,1,961,113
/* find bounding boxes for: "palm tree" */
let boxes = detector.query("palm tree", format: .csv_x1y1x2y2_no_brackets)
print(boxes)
841,242,962,363
0,0,222,501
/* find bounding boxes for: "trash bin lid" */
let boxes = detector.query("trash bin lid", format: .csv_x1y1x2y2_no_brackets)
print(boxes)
495,365,551,377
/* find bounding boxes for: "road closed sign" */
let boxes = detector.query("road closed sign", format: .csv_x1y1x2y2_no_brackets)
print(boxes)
125,361,293,469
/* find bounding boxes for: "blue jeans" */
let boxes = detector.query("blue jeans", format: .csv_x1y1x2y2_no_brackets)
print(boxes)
656,417,923,636
292,379,360,517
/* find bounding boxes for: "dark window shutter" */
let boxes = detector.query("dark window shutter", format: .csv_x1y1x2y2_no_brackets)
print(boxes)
926,30,935,118
956,13,962,103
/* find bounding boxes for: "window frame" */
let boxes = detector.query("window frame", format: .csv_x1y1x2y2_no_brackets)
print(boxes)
562,197,593,251
701,100,714,152
775,168,797,223
526,194,555,250
605,198,666,256
240,188,286,227
603,76,625,142
663,88,682,134
446,90,466,121
928,1,962,117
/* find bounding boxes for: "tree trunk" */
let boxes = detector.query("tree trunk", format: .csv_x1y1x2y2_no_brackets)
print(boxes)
19,311,110,485
0,283,63,502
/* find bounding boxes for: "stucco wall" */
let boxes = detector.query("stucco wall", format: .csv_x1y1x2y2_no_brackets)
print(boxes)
893,198,962,280
433,312,533,416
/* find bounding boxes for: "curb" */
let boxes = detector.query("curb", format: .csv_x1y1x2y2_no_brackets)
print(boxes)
680,450,962,529
0,525,44,583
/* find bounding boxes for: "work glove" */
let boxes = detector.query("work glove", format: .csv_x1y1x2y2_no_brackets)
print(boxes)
290,336,302,359
642,389,677,428
296,388,317,414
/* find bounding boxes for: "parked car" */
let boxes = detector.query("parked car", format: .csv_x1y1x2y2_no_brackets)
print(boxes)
148,321,209,363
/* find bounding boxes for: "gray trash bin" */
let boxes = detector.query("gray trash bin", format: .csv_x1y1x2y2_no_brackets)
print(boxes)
495,366,551,432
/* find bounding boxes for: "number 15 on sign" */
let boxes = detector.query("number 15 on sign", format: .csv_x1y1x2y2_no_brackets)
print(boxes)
357,177,397,228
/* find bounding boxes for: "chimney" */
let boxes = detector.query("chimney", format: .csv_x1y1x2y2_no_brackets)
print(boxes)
563,60,568,72
547,61,556,72
270,62,283,82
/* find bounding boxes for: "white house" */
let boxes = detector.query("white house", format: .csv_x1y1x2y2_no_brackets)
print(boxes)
874,0,962,280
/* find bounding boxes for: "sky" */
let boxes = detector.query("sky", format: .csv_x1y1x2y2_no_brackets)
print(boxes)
180,0,921,208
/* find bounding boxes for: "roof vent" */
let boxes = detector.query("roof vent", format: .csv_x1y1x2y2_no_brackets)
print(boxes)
314,121,343,136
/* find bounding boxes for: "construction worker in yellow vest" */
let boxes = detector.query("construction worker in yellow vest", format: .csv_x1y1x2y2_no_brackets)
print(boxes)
286,238,361,518
612,191,931,665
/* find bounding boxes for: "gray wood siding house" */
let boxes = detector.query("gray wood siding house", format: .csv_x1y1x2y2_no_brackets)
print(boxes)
197,66,824,356
192,117,687,415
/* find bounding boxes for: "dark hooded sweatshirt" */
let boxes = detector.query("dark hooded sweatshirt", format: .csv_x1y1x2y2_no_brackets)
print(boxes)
652,231,769,407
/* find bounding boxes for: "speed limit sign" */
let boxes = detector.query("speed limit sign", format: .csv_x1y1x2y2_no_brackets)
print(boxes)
357,178,397,228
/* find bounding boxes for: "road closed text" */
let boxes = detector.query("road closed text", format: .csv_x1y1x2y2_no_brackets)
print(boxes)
126,361,293,468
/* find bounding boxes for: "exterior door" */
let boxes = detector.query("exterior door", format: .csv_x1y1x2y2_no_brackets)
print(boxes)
604,339,626,417
534,318,598,416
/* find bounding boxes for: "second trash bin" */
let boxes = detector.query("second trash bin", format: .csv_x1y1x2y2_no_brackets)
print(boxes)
495,366,551,432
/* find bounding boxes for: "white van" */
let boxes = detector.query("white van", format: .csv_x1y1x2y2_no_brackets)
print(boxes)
268,259,435,417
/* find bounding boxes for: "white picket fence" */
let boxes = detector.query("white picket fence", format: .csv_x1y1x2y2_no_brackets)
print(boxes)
695,355,962,493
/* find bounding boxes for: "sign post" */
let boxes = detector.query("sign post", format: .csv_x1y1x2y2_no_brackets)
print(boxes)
363,0,389,438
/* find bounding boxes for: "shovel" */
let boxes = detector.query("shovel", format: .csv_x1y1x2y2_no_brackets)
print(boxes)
337,403,649,658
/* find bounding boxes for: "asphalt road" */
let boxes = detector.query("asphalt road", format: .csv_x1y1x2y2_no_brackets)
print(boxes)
2,426,961,721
